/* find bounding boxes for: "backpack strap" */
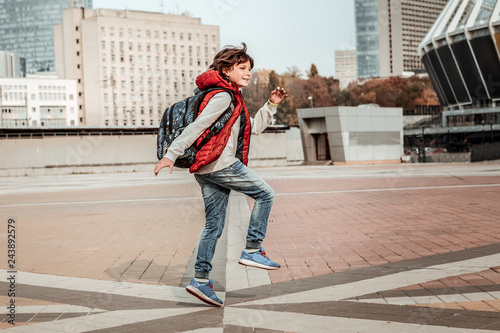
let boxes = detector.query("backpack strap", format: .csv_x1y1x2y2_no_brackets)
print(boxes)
192,87,236,151
192,87,235,122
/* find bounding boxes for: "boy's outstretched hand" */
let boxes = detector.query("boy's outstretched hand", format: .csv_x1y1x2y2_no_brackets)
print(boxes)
269,86,288,105
154,157,175,176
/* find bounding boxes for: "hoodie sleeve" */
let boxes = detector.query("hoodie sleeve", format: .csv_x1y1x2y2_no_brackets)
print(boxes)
250,101,277,135
165,92,232,163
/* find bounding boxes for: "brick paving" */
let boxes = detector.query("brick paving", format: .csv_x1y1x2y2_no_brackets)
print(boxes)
0,162,500,331
264,174,500,283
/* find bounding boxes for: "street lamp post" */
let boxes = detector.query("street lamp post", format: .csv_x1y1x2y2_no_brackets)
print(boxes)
308,96,313,108
482,120,485,144
491,120,494,142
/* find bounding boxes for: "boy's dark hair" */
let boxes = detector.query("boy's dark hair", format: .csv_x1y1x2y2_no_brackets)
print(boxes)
209,43,254,76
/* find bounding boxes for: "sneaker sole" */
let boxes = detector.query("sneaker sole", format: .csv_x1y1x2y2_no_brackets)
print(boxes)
238,259,280,270
185,285,223,307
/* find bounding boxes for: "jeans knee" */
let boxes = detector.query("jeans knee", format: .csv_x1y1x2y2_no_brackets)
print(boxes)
263,185,275,202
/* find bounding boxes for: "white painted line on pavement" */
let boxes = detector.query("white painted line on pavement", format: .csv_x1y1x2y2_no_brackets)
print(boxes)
225,194,271,292
0,196,202,207
275,183,500,196
224,307,492,333
14,305,106,314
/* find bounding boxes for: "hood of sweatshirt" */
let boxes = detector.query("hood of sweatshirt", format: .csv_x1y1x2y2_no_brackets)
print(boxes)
195,69,241,94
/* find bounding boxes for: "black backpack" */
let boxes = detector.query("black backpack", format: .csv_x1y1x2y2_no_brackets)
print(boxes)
157,87,235,168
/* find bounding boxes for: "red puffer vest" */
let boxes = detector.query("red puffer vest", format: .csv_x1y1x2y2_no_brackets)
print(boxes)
189,70,251,173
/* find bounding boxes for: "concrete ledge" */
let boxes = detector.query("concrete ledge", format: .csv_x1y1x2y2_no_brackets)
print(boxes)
0,163,156,177
332,159,402,166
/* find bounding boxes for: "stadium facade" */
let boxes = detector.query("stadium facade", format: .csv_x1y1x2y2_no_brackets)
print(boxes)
410,0,500,160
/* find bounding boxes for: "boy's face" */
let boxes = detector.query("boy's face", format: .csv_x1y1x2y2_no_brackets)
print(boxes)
225,61,252,88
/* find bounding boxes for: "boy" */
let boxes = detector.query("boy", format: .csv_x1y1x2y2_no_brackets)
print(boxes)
154,43,287,306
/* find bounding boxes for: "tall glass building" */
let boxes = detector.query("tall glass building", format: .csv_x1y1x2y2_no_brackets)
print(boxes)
355,0,448,79
0,0,93,74
355,0,380,79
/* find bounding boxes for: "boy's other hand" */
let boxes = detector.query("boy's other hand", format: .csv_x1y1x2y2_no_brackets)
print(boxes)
154,157,175,176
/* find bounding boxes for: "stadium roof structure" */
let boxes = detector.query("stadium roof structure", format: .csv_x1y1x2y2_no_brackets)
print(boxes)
418,0,500,110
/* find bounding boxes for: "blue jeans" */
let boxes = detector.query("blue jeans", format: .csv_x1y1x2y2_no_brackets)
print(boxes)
193,160,275,279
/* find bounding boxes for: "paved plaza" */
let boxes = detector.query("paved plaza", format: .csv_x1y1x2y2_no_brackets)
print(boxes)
1,162,500,332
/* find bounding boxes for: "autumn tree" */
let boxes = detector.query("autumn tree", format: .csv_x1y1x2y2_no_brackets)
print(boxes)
308,64,319,78
243,65,440,126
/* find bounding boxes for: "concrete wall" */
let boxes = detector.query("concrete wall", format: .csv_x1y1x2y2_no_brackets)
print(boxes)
409,153,471,163
0,129,303,177
471,143,500,162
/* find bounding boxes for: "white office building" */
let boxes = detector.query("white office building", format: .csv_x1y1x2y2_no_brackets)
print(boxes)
335,50,357,89
0,51,26,78
54,7,220,127
0,75,78,128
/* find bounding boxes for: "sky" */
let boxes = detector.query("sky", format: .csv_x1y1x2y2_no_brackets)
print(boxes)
92,0,356,77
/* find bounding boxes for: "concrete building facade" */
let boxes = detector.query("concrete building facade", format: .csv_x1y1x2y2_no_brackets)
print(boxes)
355,0,448,78
0,51,26,78
54,8,219,127
335,50,357,89
0,0,92,74
0,75,78,128
298,106,403,164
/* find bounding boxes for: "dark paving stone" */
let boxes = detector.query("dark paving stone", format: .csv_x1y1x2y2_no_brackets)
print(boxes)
479,284,500,293
0,282,184,312
238,300,500,330
401,288,435,297
253,328,286,333
378,289,407,298
223,325,254,333
5,313,36,323
28,313,63,322
58,312,93,320
480,320,500,330
352,292,380,300
222,326,286,333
